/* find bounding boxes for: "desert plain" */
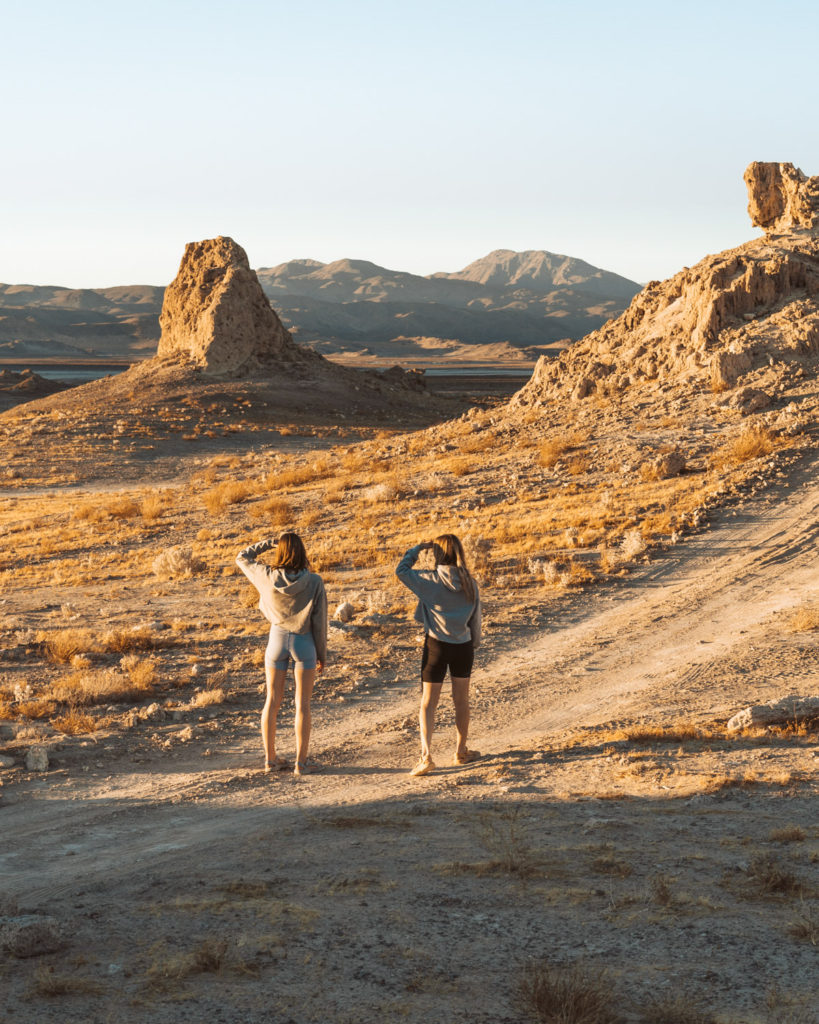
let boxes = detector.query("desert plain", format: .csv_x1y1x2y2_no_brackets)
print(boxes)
0,164,818,1024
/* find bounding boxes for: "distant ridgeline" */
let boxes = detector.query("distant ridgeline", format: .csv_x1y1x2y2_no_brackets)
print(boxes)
0,250,641,362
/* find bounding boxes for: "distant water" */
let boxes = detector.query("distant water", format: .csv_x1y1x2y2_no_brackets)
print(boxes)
32,368,125,383
7,364,531,384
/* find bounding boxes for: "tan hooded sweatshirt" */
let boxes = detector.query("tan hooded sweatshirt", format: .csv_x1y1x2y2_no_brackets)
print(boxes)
236,539,328,663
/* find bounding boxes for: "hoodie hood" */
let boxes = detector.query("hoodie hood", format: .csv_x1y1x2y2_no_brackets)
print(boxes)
269,567,312,596
435,564,463,592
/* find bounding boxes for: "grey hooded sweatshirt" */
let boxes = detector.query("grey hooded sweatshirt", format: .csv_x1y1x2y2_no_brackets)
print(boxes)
396,544,481,647
236,539,328,663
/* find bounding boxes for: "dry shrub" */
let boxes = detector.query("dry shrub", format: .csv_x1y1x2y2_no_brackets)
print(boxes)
517,960,620,1024
27,965,104,997
323,482,348,504
102,627,158,654
537,437,570,469
16,699,57,719
146,937,229,983
362,481,399,503
769,826,806,843
446,456,474,477
53,709,98,734
712,424,775,468
189,688,226,708
249,496,293,525
642,993,719,1024
42,628,95,665
53,664,155,706
120,654,158,688
625,724,710,745
152,546,204,578
788,901,819,945
269,464,322,489
202,480,253,515
73,495,139,523
414,472,449,495
141,491,165,522
743,854,804,897
461,431,496,453
787,604,819,633
567,455,590,476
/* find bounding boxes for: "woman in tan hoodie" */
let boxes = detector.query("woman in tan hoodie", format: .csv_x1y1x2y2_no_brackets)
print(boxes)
236,533,327,775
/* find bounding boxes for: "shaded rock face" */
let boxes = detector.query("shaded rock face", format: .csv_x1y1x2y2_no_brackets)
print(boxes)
513,162,819,410
744,162,819,233
157,237,304,375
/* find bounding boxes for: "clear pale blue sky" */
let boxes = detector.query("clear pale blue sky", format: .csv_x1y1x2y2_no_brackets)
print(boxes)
4,0,819,288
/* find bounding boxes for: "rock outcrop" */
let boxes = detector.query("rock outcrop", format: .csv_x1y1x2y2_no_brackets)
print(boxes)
513,162,819,410
744,161,819,233
156,236,311,375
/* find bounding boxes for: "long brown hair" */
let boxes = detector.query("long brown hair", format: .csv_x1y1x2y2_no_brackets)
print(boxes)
272,532,309,572
432,533,476,603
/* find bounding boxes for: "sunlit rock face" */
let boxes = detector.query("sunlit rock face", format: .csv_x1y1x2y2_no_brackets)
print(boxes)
512,162,819,410
744,161,819,234
157,236,301,375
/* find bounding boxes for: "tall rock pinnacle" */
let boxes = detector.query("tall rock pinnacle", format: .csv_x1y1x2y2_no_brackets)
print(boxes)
157,236,302,375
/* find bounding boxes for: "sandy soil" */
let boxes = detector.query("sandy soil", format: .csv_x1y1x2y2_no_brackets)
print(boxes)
1,442,817,1023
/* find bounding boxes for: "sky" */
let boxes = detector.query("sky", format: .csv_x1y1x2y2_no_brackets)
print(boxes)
4,0,819,288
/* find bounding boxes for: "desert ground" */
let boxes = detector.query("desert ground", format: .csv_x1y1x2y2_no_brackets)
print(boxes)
0,359,817,1024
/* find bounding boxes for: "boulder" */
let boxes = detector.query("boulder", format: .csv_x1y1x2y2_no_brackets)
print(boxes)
157,236,308,375
651,450,686,479
729,387,771,415
726,695,819,732
25,745,49,772
744,161,819,233
334,602,355,623
711,350,752,390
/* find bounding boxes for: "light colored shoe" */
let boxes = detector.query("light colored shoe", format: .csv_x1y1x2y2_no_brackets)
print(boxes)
264,756,290,773
410,756,436,777
453,749,481,765
294,758,320,776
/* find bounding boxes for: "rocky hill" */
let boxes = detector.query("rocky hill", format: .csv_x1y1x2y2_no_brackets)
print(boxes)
0,250,640,364
513,161,819,414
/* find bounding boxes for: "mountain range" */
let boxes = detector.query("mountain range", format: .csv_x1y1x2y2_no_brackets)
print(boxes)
0,249,641,363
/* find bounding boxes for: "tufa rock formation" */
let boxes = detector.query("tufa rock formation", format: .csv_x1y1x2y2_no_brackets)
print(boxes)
156,236,313,375
514,162,819,409
744,161,819,233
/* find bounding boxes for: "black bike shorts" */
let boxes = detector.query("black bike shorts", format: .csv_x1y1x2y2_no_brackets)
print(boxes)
421,635,474,683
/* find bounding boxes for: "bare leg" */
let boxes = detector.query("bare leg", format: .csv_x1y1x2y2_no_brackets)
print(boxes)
293,664,316,768
419,682,442,760
262,664,287,765
451,676,471,758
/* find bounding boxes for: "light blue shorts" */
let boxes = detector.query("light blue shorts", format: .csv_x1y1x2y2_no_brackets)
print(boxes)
265,625,317,670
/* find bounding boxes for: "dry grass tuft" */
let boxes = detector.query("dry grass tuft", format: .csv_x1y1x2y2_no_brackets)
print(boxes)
42,628,95,665
769,826,806,843
517,960,621,1024
641,993,720,1024
788,901,819,945
249,496,293,525
712,424,775,468
202,479,253,515
26,965,104,997
742,854,804,898
787,603,819,633
53,709,98,734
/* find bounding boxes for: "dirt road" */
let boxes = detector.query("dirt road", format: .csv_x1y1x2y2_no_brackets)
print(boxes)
2,454,818,1023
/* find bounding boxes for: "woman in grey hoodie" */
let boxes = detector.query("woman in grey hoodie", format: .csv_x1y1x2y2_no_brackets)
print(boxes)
236,532,327,776
396,533,482,776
